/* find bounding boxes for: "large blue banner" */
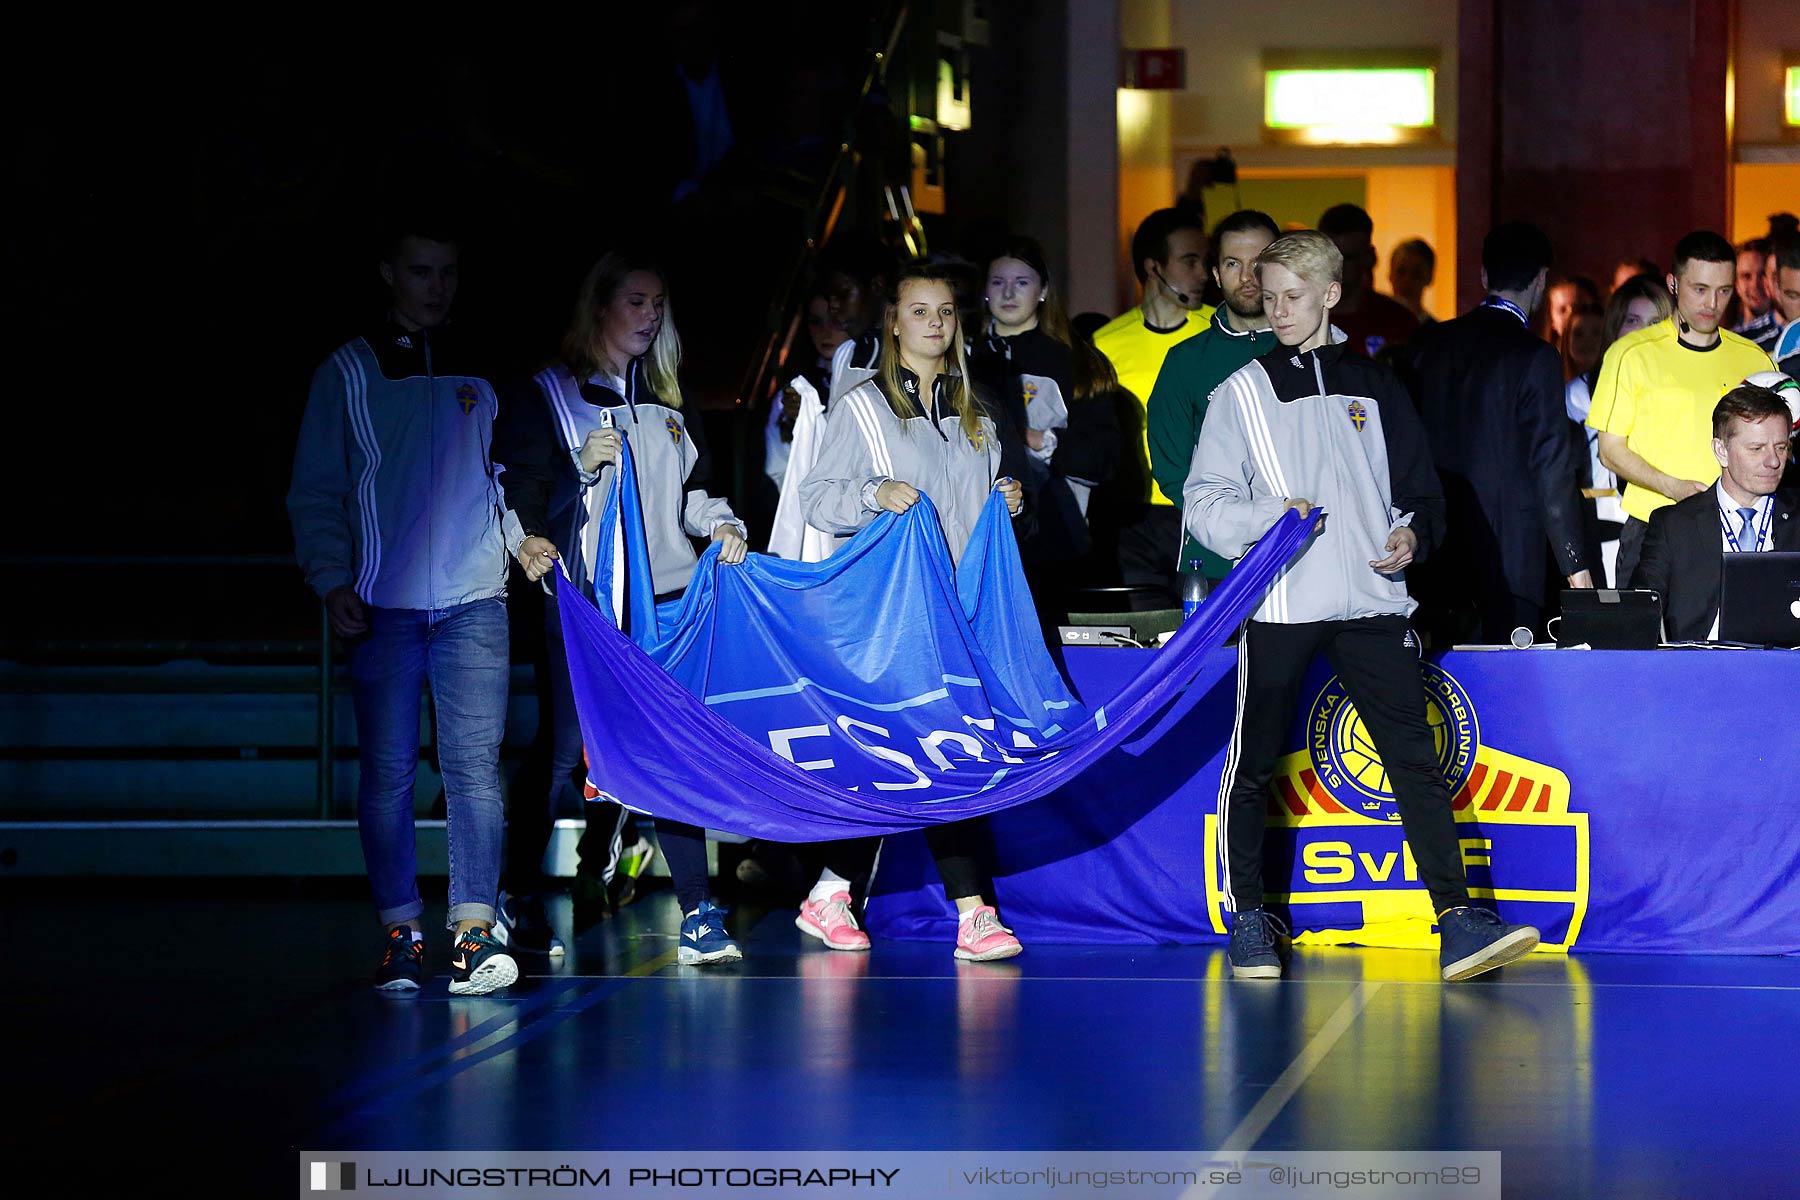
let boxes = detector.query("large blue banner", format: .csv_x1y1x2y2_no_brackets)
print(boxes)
556,439,1314,840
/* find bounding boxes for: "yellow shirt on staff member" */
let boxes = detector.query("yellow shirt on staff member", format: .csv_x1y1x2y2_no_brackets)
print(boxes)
1094,304,1213,505
1585,318,1774,524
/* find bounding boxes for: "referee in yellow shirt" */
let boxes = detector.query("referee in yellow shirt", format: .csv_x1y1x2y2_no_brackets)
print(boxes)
1093,207,1215,599
1587,230,1775,585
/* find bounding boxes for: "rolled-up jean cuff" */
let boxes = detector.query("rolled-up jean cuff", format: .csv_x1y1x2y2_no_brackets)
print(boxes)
447,902,497,930
378,900,426,927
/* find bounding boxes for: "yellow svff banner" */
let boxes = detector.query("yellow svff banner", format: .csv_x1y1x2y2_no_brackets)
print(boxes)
1204,660,1590,951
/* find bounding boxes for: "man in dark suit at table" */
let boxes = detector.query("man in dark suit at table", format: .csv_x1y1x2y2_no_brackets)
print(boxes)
1632,383,1798,640
1404,221,1593,645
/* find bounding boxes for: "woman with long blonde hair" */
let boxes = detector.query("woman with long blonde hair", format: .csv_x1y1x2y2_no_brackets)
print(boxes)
794,261,1031,962
494,251,750,965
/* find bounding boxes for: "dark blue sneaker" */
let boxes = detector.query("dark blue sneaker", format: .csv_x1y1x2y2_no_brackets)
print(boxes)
1438,906,1539,981
373,926,424,992
1229,909,1288,979
448,926,520,995
678,900,743,966
495,890,566,957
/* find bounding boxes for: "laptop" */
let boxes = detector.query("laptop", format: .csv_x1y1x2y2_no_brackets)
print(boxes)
1556,589,1663,648
1719,552,1800,647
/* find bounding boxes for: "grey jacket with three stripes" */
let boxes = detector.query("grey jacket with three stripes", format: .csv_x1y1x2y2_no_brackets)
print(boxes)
1184,336,1445,624
799,368,1003,565
288,326,512,610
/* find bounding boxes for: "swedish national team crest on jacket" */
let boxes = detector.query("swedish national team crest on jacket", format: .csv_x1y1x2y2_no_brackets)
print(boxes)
1204,659,1589,951
1346,399,1367,431
666,415,683,445
456,383,480,414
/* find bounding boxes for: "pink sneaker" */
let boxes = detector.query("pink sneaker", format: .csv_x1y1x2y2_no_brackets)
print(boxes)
796,891,871,952
954,905,1022,961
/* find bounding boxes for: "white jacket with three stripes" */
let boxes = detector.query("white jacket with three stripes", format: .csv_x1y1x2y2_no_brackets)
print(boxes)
1183,336,1447,625
799,370,1003,566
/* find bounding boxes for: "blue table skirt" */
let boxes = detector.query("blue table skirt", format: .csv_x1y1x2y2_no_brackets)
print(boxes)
865,645,1800,955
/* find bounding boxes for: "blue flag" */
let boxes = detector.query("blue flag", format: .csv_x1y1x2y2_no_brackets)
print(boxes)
557,438,1315,841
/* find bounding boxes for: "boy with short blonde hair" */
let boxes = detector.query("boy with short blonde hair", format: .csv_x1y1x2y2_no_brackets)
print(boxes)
1183,229,1541,983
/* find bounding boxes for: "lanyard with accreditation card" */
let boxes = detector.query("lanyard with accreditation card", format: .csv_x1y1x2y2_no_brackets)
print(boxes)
1718,496,1772,553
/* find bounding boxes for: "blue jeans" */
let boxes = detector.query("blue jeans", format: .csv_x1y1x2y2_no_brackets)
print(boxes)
349,597,509,930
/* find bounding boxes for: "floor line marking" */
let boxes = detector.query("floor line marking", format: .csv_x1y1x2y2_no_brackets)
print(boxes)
1185,979,1385,1200
622,948,681,977
529,972,1800,991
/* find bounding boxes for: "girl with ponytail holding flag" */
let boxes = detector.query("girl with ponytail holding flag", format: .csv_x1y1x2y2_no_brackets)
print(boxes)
495,252,752,965
796,261,1033,961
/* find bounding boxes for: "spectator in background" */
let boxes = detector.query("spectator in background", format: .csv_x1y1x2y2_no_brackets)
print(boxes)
1405,220,1591,646
1631,384,1798,640
287,221,519,996
1318,203,1418,359
766,292,848,490
1611,257,1662,294
665,0,741,204
1731,238,1779,349
1146,209,1282,589
969,237,1121,589
1560,299,1605,384
1766,214,1799,323
1388,237,1438,324
1586,230,1776,586
820,231,895,399
1766,230,1800,377
1545,275,1601,345
1566,274,1671,584
1092,207,1215,601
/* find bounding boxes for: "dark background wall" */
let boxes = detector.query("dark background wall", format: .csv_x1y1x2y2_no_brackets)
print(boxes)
1,6,1077,647
1457,0,1733,305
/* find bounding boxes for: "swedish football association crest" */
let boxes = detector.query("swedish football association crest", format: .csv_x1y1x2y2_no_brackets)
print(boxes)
968,428,985,450
1204,660,1589,952
1345,399,1367,431
666,416,683,445
1021,378,1039,408
455,383,480,414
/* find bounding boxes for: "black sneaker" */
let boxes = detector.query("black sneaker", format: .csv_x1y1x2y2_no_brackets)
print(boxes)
448,926,519,996
494,890,566,957
1228,909,1288,980
373,926,424,992
1438,906,1539,981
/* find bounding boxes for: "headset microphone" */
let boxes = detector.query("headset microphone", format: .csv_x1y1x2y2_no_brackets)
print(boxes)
1155,268,1191,306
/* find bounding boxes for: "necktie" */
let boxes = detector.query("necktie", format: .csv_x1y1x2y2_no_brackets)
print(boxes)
1736,507,1759,552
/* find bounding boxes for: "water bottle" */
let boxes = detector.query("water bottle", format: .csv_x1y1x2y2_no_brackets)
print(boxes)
1181,560,1211,622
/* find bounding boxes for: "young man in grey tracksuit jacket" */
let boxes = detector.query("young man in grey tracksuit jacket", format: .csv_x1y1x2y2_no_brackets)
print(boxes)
1185,231,1540,983
287,227,520,996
